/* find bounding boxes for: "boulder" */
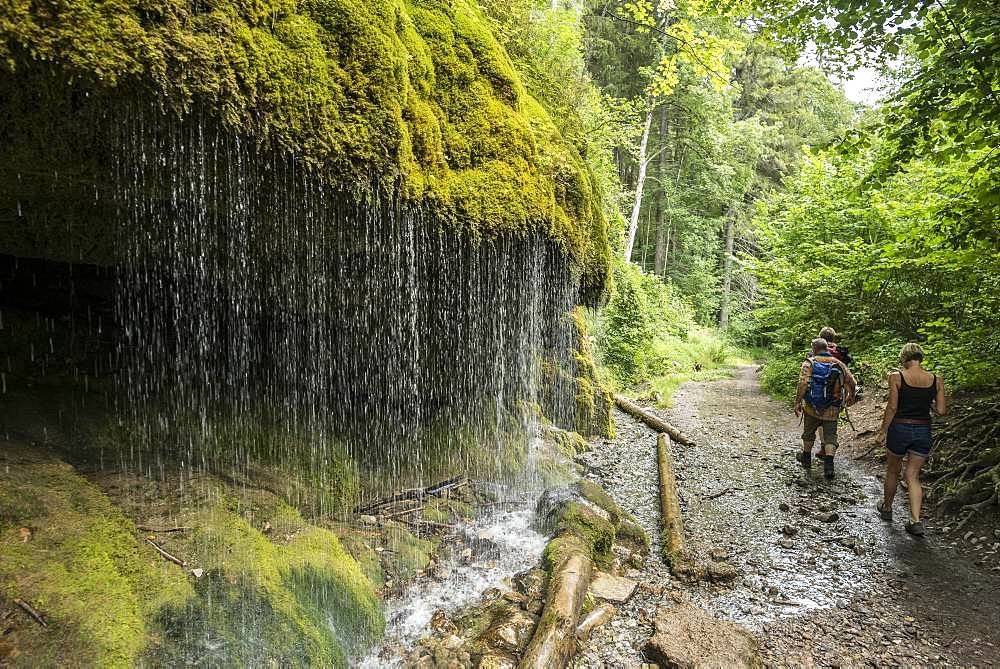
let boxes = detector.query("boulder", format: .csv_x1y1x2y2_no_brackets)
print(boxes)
645,604,760,669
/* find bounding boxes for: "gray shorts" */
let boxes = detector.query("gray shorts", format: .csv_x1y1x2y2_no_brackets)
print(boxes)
802,413,838,446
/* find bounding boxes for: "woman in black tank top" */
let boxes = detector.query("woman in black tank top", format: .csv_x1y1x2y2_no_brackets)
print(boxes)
875,343,948,536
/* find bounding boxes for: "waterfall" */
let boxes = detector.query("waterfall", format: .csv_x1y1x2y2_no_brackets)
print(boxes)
111,104,583,513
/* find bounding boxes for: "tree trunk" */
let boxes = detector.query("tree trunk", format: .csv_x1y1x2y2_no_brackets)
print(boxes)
654,105,668,275
718,207,737,328
623,106,653,263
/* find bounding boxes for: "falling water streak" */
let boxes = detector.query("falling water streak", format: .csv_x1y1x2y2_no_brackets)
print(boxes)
106,102,587,657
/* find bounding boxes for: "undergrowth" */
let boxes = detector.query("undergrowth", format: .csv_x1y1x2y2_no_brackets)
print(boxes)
593,260,749,402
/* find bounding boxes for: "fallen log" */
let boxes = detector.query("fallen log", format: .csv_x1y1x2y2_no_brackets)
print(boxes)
657,433,685,558
519,537,594,669
14,598,46,627
575,602,615,642
614,395,695,446
145,538,187,567
137,526,191,533
353,476,467,514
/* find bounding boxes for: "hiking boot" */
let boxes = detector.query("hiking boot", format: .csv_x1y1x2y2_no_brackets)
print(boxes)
823,455,835,479
905,521,926,536
796,451,812,468
876,501,893,521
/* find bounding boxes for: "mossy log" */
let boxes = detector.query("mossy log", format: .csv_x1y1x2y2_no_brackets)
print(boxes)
656,433,685,558
614,395,695,446
519,535,593,669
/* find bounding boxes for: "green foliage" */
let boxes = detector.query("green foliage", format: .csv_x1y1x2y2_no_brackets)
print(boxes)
596,259,742,390
746,144,1000,393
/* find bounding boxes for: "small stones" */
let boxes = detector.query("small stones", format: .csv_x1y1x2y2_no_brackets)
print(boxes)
781,525,799,537
779,538,795,549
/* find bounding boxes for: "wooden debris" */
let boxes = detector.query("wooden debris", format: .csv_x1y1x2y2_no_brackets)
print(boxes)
704,487,740,500
519,543,593,669
657,433,685,557
353,476,467,514
614,395,695,446
145,538,187,567
575,603,615,642
14,599,46,627
137,526,191,533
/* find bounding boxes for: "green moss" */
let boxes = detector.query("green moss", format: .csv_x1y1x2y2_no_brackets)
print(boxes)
541,533,591,571
551,502,615,569
616,517,651,554
0,443,383,667
381,524,434,583
572,480,621,525
0,0,610,285
328,525,385,590
148,496,383,666
0,441,191,668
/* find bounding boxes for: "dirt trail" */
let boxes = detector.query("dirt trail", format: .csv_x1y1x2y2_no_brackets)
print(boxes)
575,366,1000,668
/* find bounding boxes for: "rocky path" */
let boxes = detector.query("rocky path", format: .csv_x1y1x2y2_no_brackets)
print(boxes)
575,366,1000,668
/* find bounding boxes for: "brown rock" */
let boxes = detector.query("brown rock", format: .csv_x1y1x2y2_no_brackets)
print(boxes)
589,571,639,603
477,653,517,669
704,561,739,583
645,603,761,669
482,609,538,654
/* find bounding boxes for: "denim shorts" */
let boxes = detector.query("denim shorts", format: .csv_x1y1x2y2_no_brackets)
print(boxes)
887,422,932,457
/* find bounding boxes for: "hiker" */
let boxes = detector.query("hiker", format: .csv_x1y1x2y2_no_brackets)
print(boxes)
819,326,853,366
875,343,947,536
795,338,857,478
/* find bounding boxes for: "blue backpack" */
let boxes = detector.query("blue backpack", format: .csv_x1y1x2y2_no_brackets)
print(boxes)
806,356,843,411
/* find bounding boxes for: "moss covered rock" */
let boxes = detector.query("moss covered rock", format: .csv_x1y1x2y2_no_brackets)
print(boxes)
0,440,191,668
0,0,610,287
0,440,384,667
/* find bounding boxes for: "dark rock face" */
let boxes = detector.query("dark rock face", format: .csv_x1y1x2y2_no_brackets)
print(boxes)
645,604,760,669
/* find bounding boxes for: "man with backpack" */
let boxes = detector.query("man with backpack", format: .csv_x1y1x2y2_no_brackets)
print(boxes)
795,338,857,478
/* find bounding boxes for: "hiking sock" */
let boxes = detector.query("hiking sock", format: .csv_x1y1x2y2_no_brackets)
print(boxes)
823,455,835,478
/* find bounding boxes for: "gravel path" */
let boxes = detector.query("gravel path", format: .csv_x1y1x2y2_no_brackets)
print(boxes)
574,366,1000,667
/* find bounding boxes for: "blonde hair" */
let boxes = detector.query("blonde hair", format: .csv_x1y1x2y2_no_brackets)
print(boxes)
819,327,837,341
899,342,924,364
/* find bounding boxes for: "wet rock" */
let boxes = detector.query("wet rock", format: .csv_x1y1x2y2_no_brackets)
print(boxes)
821,512,840,523
431,609,458,637
705,561,740,583
502,591,527,606
781,525,799,537
645,603,760,668
481,609,538,654
838,537,857,549
707,547,730,562
779,539,794,549
511,567,547,600
779,502,791,512
481,588,502,603
477,653,517,669
590,572,639,603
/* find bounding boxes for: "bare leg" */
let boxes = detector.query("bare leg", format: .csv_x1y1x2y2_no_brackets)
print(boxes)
904,454,927,522
883,453,903,511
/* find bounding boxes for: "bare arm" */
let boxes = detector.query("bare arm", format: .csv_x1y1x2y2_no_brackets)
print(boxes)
794,361,810,415
933,376,948,416
877,372,900,441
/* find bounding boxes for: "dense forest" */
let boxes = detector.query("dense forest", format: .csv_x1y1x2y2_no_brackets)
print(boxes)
479,0,997,400
1,0,998,666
